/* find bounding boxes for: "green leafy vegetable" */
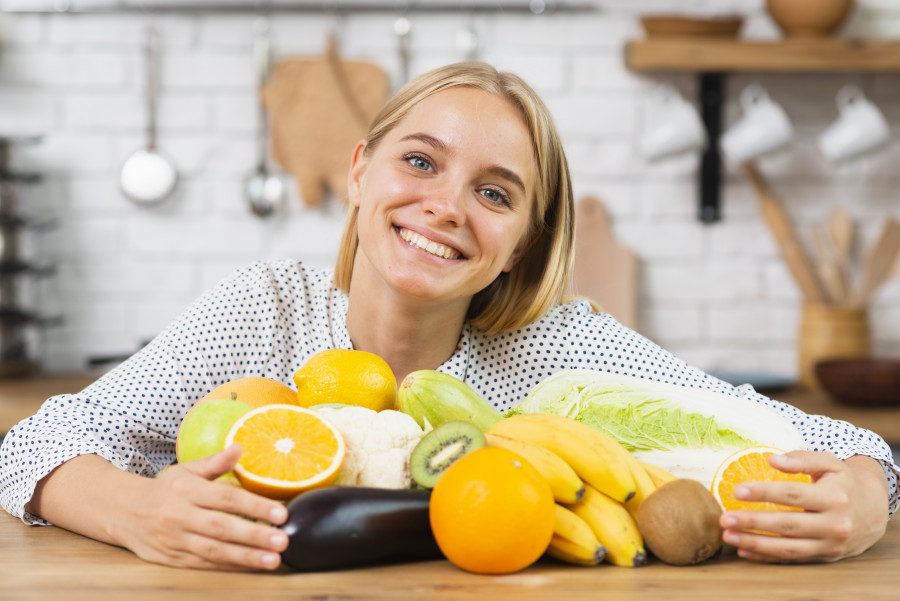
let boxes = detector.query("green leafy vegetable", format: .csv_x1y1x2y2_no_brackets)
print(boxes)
508,370,805,487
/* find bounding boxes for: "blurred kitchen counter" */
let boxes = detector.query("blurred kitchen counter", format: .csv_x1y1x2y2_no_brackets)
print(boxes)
773,388,900,446
0,374,97,433
1,376,898,448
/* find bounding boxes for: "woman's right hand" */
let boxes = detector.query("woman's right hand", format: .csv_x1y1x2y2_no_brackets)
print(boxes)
114,444,289,571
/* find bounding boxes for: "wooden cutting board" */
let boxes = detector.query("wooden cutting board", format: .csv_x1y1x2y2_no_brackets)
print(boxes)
567,196,639,330
263,39,389,206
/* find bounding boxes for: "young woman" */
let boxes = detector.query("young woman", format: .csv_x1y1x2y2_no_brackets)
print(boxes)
1,63,896,571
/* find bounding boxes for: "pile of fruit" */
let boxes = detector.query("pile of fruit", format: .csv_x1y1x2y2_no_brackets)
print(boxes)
174,350,810,574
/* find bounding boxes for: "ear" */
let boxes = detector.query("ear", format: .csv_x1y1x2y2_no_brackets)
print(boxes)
346,140,369,208
502,232,540,273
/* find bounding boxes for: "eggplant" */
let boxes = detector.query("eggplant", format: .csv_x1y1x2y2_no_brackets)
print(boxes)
280,486,444,571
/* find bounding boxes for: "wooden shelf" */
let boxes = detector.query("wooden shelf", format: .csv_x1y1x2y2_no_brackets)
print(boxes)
624,38,900,223
626,38,900,73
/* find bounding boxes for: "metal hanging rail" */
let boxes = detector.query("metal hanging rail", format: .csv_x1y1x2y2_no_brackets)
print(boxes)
2,1,599,15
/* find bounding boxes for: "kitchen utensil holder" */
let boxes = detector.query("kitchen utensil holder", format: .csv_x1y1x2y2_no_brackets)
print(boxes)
798,303,870,389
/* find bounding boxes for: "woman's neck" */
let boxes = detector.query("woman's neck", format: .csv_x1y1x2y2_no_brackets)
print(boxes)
345,273,469,386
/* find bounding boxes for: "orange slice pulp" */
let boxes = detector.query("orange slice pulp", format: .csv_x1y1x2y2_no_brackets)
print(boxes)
710,446,812,513
224,404,345,501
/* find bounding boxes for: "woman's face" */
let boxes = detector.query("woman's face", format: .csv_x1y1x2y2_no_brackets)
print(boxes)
348,87,537,307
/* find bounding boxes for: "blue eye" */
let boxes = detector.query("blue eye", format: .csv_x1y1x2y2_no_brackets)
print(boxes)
480,188,512,207
407,155,432,171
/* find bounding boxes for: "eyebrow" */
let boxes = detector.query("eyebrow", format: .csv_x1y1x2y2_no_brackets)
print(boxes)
399,132,528,194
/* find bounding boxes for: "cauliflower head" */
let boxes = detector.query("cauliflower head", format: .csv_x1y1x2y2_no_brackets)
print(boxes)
315,406,424,489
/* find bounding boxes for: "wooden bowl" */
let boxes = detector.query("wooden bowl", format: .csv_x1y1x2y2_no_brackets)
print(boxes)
640,15,744,39
765,0,854,38
814,358,900,407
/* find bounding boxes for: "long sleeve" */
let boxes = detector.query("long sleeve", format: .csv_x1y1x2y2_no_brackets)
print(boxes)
0,260,346,524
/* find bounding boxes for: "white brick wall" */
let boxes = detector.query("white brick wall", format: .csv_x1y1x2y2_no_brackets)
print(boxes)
1,1,898,380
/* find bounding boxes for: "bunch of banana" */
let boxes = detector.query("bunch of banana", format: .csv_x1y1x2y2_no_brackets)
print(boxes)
486,413,677,567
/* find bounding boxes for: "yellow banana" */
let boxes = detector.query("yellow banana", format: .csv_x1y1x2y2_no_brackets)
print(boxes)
623,457,657,520
549,503,607,566
547,535,606,566
568,484,647,568
489,414,636,503
484,432,585,504
638,460,679,488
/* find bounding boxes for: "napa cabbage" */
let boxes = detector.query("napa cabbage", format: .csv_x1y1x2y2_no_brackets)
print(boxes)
508,370,805,487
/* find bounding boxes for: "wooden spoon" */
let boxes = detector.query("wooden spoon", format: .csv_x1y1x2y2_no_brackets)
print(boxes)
811,223,848,305
828,207,854,260
827,207,854,294
854,217,900,306
744,164,825,303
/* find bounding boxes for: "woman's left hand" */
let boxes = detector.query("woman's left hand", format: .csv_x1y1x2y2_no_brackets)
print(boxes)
719,451,889,563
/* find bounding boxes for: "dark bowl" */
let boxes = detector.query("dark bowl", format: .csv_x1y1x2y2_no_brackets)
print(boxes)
814,358,900,408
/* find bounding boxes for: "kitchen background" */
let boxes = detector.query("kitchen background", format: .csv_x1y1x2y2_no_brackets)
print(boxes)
0,0,898,382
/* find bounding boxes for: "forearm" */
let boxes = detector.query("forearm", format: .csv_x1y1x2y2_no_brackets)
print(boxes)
845,454,890,520
26,454,148,547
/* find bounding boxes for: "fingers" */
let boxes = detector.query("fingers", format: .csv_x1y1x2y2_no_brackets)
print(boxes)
769,450,843,480
189,476,289,526
142,484,289,571
730,479,832,513
177,531,286,571
129,459,291,571
135,529,285,571
159,449,289,526
722,529,835,563
721,507,832,541
717,451,888,564
180,443,243,481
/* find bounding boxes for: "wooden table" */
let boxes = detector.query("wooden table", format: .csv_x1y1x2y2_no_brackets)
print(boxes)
0,512,897,601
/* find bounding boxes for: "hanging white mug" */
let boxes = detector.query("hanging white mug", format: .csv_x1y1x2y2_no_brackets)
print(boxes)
817,84,890,162
720,83,793,165
638,83,707,162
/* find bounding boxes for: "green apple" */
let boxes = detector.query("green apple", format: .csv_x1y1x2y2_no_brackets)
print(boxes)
176,398,254,464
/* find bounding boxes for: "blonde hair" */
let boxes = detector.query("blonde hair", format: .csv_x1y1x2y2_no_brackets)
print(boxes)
334,62,574,336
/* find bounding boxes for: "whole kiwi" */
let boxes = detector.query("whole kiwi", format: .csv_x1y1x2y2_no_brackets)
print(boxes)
636,478,724,566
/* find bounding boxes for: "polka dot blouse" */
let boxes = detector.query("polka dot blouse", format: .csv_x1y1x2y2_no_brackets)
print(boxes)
1,260,897,524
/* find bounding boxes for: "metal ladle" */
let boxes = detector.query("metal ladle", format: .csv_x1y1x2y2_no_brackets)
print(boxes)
394,15,411,88
244,17,284,218
119,25,179,207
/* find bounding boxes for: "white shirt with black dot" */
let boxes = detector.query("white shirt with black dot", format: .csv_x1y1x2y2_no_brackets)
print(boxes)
2,260,897,524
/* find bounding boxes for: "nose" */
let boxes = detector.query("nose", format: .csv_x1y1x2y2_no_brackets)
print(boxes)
422,178,467,227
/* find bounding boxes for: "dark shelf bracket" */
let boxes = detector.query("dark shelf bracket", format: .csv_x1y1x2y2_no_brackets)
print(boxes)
698,72,725,223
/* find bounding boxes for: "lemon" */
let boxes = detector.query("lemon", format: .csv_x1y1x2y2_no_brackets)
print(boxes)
294,349,397,411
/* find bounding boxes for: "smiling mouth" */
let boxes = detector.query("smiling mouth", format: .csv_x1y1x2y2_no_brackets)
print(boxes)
397,227,463,260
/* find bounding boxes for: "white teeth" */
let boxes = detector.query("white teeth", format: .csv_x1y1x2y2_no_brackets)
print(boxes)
399,228,461,260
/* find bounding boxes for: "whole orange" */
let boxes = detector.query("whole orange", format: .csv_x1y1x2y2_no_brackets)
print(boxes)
429,447,555,574
199,376,297,408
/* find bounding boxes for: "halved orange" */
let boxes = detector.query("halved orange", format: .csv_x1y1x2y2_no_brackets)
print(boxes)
710,446,812,512
224,404,345,501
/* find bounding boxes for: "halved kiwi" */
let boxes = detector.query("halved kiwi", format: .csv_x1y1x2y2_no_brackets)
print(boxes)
409,420,485,489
